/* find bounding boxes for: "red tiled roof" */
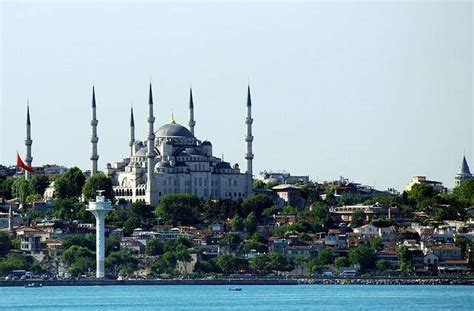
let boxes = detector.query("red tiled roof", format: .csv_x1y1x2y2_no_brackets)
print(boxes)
431,245,461,251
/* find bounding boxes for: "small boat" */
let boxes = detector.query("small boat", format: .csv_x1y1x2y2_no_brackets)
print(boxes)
24,283,42,288
228,287,242,291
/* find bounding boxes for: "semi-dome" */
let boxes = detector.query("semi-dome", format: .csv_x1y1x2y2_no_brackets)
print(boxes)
156,122,194,138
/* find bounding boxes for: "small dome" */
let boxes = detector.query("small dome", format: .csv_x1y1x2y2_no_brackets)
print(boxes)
201,141,212,146
156,122,194,138
156,161,172,168
135,148,147,156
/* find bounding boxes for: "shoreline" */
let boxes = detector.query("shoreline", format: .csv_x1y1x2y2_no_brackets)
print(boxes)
1,277,473,287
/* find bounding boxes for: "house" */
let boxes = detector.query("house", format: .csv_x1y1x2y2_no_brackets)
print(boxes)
15,226,51,253
45,239,63,259
285,244,318,259
423,253,439,266
324,229,347,249
353,224,379,236
376,249,399,269
437,260,469,272
272,184,305,208
120,238,145,253
329,203,395,223
431,245,462,260
404,176,447,193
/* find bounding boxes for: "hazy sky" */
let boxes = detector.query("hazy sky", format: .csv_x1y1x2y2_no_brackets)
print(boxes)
1,1,472,191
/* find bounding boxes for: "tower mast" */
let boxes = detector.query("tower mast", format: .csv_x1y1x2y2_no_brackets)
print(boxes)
25,103,33,180
90,87,99,175
146,83,156,206
245,86,254,196
188,88,196,135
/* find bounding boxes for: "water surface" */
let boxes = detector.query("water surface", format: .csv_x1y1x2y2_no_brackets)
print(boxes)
2,285,472,310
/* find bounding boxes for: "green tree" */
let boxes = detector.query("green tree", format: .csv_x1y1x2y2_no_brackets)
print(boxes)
453,179,474,205
231,214,244,232
82,172,114,201
11,177,30,203
128,202,155,230
241,194,274,218
396,245,411,267
0,254,33,276
25,193,42,203
54,167,85,199
106,251,139,276
349,246,376,270
216,255,249,273
62,234,95,251
334,256,350,269
0,174,14,200
350,210,366,228
28,175,50,197
244,212,258,234
146,238,164,256
377,260,389,270
0,232,13,257
156,194,200,226
61,245,95,276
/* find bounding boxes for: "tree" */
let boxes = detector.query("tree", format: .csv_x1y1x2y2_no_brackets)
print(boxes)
82,172,114,201
350,210,366,228
244,212,258,234
396,245,411,267
0,254,33,276
316,248,334,265
105,236,121,254
334,256,350,269
54,167,85,199
349,246,376,270
453,179,474,206
62,234,95,251
11,177,30,203
156,194,200,226
377,260,389,270
0,174,14,200
106,251,139,276
0,233,13,257
128,202,155,229
61,245,95,276
146,238,164,256
231,214,244,232
216,255,248,273
241,194,274,218
28,175,50,197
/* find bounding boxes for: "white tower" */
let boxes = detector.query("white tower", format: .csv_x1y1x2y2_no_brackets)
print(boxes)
87,190,112,278
25,103,33,180
90,87,99,175
188,88,196,136
245,86,254,196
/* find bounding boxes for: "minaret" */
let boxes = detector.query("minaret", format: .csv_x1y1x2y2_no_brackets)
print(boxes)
245,86,254,196
188,88,196,135
90,87,99,175
87,191,112,278
129,107,135,157
146,83,156,206
25,103,33,180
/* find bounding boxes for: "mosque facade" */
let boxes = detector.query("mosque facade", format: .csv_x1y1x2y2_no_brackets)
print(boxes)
88,85,255,206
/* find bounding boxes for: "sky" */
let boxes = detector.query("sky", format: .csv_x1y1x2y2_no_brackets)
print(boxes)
1,1,472,191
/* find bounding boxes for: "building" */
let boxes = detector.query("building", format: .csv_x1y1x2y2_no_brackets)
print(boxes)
272,184,305,208
258,170,310,185
330,203,395,223
404,176,447,193
99,85,254,206
454,156,472,187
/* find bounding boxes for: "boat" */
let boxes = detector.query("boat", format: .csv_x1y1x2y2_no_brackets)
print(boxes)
24,283,42,288
228,287,242,291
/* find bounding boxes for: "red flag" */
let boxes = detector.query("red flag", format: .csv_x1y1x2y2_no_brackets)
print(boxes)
17,153,33,172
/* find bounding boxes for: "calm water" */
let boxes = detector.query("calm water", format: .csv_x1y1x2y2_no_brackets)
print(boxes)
1,285,472,310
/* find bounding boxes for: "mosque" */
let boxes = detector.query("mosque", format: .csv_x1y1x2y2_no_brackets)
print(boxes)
85,84,256,206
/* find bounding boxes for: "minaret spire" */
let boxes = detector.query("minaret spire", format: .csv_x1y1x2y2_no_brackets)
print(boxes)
146,83,156,206
90,86,99,175
129,107,135,157
245,85,254,196
25,102,33,180
188,88,196,135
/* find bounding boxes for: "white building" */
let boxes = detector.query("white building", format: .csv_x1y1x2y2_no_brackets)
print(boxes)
87,85,255,206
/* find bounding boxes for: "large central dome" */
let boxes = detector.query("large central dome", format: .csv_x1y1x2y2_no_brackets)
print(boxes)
156,122,194,138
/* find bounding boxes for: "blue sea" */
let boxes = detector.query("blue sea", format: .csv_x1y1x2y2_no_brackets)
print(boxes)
1,285,473,310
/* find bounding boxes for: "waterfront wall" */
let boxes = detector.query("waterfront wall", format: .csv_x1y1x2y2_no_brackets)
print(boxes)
1,277,473,286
